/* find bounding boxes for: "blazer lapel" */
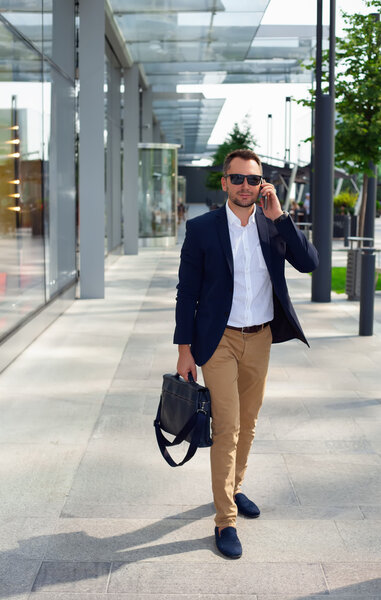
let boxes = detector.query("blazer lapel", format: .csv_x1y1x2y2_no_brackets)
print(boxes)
255,207,272,270
215,205,233,276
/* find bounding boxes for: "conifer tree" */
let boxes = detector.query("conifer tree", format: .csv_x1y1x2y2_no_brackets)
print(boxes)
206,123,257,191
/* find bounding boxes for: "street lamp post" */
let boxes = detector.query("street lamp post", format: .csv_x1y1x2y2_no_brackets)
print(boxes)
359,13,379,334
267,113,273,159
311,0,336,302
363,16,379,249
284,97,291,167
364,162,377,248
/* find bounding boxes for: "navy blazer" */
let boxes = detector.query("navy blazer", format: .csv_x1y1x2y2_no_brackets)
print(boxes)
174,205,319,366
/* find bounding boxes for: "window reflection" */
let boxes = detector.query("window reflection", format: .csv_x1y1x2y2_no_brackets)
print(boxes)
0,2,50,58
0,22,45,337
0,2,76,341
138,144,178,242
43,62,76,298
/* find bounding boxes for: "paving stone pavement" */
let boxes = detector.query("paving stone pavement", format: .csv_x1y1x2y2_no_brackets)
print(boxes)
0,206,380,600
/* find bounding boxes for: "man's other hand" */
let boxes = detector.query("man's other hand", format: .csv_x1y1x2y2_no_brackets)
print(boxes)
177,345,197,381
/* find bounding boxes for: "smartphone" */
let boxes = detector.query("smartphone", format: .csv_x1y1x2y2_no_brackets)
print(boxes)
259,185,268,210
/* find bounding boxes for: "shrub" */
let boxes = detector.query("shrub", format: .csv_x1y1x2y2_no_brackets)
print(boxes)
333,191,358,215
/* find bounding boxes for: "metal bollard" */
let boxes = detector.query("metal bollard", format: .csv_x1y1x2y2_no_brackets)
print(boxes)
343,215,351,247
359,248,376,336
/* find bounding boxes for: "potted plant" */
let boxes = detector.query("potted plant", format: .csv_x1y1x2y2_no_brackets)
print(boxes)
333,191,358,237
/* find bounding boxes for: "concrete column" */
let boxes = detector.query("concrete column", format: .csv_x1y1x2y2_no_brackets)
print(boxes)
106,55,122,253
123,64,139,254
48,0,76,299
78,0,105,298
110,62,122,251
142,87,153,142
51,0,75,77
105,63,112,254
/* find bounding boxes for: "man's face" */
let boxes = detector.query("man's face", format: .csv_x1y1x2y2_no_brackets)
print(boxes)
221,157,262,209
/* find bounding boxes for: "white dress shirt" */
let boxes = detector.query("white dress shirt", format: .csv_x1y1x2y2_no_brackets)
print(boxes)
226,202,274,327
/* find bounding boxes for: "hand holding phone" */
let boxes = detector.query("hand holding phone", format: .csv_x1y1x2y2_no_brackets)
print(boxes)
259,180,284,220
259,185,268,210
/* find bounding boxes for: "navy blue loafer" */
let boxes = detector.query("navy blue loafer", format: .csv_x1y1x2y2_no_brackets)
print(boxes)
234,493,260,518
214,526,242,559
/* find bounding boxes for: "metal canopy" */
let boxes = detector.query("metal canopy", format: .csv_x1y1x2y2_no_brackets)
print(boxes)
0,1,328,161
110,1,325,159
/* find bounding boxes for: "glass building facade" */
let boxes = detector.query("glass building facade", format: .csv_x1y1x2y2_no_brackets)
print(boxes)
0,3,76,342
0,2,179,354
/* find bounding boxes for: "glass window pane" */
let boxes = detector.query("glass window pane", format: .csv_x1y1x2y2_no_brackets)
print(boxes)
0,19,45,338
0,2,44,54
110,0,224,12
0,1,74,81
42,60,76,299
139,145,177,241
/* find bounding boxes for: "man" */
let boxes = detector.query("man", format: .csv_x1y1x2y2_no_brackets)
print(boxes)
174,149,318,559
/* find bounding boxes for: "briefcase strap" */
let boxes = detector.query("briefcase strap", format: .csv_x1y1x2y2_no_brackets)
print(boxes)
154,399,208,467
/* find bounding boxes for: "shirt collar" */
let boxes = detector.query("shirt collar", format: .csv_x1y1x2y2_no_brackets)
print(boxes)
226,201,256,227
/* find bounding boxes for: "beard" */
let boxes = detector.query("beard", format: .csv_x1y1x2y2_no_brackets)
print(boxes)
230,195,257,208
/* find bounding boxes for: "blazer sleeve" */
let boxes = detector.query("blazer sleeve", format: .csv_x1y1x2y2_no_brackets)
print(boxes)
173,219,204,345
275,215,319,273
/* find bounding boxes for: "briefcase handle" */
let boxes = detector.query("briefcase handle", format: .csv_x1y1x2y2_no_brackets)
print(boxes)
153,390,208,467
174,372,199,386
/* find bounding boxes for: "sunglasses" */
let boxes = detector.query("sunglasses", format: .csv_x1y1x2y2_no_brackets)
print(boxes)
226,174,262,186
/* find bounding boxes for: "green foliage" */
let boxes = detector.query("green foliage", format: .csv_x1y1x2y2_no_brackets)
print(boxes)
334,7,381,175
211,123,257,167
333,191,358,214
331,267,348,294
206,123,257,190
298,2,381,236
298,2,381,174
365,0,381,10
330,266,381,294
206,171,224,191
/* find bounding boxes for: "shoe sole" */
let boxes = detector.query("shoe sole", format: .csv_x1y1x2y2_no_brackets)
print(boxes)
237,510,260,518
216,548,242,559
215,542,242,559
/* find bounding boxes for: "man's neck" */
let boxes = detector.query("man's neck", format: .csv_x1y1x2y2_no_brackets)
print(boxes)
227,199,255,226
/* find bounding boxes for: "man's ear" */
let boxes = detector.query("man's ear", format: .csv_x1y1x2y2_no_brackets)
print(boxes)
221,176,227,191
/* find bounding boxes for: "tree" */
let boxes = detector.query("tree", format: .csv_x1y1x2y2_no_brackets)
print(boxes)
206,122,257,190
300,0,381,236
334,2,381,236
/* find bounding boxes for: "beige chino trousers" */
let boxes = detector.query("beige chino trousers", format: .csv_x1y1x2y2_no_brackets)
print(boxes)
201,325,272,529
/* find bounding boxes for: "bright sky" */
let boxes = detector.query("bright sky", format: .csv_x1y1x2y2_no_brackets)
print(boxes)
178,0,373,165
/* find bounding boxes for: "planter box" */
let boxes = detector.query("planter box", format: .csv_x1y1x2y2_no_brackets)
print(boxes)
333,214,357,238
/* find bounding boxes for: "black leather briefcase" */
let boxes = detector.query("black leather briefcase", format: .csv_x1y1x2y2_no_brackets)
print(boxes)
154,373,212,467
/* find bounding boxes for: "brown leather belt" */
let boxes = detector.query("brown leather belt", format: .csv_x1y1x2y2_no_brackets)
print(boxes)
226,322,270,334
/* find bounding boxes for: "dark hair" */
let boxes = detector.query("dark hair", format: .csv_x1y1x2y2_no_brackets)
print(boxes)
223,149,262,175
